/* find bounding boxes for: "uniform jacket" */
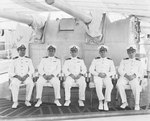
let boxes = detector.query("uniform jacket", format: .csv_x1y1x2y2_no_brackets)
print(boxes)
9,56,34,78
38,56,61,77
118,58,143,78
63,57,87,76
89,57,116,77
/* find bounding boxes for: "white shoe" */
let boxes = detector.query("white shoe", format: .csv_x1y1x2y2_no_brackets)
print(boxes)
25,101,31,107
104,102,109,111
54,100,62,106
98,102,103,110
120,102,128,109
64,100,71,106
35,100,42,107
135,104,140,111
78,100,84,107
12,102,18,109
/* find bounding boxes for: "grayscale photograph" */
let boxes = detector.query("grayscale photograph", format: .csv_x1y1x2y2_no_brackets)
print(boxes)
0,0,150,121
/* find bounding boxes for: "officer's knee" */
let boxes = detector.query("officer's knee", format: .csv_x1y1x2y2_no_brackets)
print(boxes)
64,81,72,88
52,77,59,81
65,76,72,81
36,77,44,86
132,84,141,91
116,79,123,87
11,82,20,87
106,83,113,90
94,76,100,81
26,77,34,83
29,81,34,87
64,76,72,83
52,77,60,85
79,81,86,88
79,76,85,80
10,79,20,86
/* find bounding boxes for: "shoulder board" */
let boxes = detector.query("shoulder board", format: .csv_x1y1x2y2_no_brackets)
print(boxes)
135,58,140,61
95,57,100,59
77,57,82,59
43,56,48,58
25,56,29,58
107,57,112,60
13,56,18,59
66,58,71,60
123,58,129,60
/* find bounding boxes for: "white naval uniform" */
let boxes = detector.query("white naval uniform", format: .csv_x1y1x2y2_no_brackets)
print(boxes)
36,56,61,100
63,57,87,101
9,56,34,102
89,57,116,102
116,58,143,105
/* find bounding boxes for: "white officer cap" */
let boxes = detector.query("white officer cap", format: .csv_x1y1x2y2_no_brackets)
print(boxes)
98,45,108,51
16,42,27,50
69,45,79,51
126,45,137,51
47,44,57,50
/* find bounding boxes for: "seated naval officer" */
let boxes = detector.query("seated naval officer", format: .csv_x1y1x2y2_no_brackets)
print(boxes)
63,45,87,107
35,44,61,107
116,45,143,110
89,45,116,111
9,43,35,109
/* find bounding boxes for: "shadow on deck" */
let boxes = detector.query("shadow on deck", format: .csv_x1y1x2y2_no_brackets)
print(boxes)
0,98,150,121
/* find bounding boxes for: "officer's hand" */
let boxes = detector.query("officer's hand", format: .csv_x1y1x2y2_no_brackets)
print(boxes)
75,74,83,80
43,74,48,80
69,74,76,79
46,75,51,83
127,74,136,81
98,73,106,78
47,74,54,80
124,74,133,81
14,75,23,81
22,74,29,81
131,74,136,80
128,76,133,81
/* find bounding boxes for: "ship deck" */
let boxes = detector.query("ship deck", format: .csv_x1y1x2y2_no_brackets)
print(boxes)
0,98,150,121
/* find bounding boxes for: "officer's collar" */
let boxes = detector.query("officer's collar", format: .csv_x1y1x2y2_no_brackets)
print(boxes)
48,56,55,58
129,57,135,60
71,57,77,59
18,56,25,58
101,57,107,59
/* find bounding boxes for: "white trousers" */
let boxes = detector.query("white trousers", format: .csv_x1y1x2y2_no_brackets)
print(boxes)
116,77,141,105
94,76,113,102
64,76,86,101
36,76,61,100
9,77,34,102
